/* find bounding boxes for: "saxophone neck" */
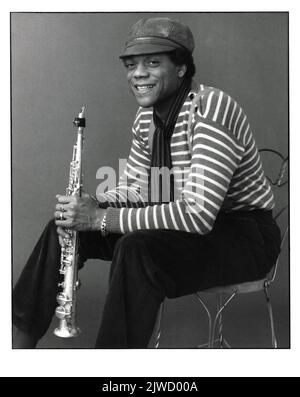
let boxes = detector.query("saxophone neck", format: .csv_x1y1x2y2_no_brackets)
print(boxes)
73,107,86,132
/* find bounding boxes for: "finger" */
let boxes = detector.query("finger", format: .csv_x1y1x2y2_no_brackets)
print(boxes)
54,210,65,220
55,208,74,217
55,204,74,213
56,195,75,204
56,226,70,238
55,203,66,211
54,213,71,228
56,203,76,214
55,218,73,228
58,235,66,247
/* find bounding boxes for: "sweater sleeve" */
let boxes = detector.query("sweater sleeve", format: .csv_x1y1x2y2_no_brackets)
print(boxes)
96,110,151,209
106,101,246,235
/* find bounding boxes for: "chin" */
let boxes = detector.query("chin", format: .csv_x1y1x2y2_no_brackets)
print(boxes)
135,96,155,108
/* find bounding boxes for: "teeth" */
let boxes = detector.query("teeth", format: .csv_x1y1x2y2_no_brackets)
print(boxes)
136,85,154,92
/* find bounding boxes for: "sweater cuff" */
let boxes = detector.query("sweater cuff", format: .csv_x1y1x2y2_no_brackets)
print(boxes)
96,193,110,209
106,207,122,234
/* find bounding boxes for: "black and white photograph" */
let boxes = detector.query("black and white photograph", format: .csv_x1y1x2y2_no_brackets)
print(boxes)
4,1,297,378
11,11,289,349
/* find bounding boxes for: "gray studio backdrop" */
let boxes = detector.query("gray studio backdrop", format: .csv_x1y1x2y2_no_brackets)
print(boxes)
12,12,289,348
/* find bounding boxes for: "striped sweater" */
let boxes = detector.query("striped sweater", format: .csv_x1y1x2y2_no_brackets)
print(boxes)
98,83,275,235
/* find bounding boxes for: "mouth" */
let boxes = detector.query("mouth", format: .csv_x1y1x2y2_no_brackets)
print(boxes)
134,84,156,94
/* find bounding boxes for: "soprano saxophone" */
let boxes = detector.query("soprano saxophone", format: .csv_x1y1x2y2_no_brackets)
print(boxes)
54,107,86,338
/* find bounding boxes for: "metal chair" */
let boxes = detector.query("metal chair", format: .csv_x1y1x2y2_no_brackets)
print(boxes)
154,149,288,349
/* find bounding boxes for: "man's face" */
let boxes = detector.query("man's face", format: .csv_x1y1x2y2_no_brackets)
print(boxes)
123,53,183,110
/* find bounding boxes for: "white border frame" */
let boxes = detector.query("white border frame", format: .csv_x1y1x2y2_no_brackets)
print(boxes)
3,0,298,378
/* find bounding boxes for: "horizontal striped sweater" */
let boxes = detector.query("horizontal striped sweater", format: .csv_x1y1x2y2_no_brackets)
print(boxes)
98,83,275,235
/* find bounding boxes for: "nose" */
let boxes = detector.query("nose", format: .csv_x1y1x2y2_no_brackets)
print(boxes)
133,62,149,78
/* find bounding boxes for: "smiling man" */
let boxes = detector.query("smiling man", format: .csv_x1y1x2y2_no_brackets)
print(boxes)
13,17,281,349
124,53,187,117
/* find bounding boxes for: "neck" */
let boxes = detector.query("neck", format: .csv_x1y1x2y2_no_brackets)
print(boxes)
153,104,170,123
154,78,191,123
153,97,176,123
153,83,183,123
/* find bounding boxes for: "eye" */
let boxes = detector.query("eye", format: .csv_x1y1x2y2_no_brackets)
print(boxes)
124,62,136,71
147,59,160,67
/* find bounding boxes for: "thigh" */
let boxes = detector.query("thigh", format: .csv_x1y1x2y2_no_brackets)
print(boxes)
78,231,122,263
132,214,271,298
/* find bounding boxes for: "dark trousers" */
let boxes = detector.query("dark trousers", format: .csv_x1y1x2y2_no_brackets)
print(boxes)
13,210,281,348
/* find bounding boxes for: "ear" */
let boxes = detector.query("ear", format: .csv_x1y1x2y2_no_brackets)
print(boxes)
178,65,187,78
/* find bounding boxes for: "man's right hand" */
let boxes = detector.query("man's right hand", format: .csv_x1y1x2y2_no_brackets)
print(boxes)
56,226,70,248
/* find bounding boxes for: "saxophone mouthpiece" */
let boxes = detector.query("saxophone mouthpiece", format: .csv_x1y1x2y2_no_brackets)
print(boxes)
73,107,86,128
79,107,85,118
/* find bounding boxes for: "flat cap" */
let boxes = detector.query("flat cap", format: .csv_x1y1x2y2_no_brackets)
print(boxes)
119,17,195,59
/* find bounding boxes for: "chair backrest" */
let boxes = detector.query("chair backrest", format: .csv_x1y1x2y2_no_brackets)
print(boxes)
258,148,289,283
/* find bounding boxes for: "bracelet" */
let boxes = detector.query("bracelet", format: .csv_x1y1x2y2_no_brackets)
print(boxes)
100,213,108,237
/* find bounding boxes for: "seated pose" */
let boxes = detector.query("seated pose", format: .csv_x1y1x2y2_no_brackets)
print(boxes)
13,17,281,348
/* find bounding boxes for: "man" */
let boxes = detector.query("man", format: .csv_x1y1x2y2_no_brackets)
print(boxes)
13,17,281,348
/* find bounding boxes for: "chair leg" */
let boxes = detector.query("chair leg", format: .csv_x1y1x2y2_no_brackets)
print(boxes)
211,292,236,348
217,294,224,348
154,301,165,349
195,293,212,348
217,295,231,348
196,292,235,348
264,284,278,348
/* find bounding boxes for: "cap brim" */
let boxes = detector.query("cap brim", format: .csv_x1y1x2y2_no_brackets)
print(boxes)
119,43,177,59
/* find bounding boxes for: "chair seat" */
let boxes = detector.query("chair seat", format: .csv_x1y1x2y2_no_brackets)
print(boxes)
199,267,275,296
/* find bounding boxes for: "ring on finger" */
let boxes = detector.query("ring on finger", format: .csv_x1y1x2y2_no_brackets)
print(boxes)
60,212,65,221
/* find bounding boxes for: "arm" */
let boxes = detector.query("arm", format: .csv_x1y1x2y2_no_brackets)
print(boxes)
55,109,152,243
105,111,245,235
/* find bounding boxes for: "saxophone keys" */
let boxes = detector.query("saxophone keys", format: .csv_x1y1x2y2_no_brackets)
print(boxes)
64,238,71,247
59,262,66,273
55,304,71,319
55,306,67,320
65,257,73,267
56,292,71,306
74,279,81,290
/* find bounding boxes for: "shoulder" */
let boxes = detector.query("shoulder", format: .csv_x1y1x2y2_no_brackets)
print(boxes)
192,84,235,118
132,107,153,133
191,83,250,138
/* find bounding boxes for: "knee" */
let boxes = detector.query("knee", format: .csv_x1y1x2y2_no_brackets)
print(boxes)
46,218,56,230
44,218,59,243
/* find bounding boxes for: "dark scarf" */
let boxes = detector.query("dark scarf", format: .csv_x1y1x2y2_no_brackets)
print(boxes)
149,77,192,205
